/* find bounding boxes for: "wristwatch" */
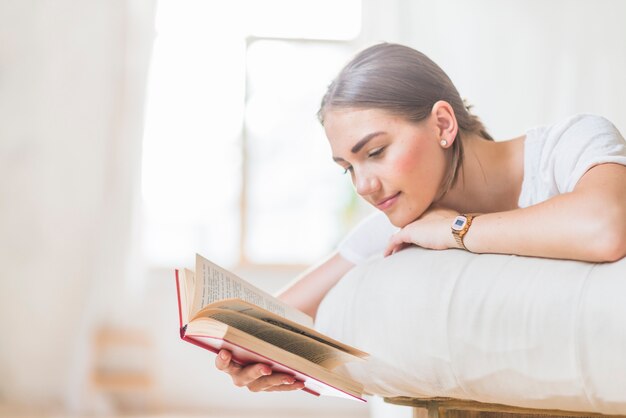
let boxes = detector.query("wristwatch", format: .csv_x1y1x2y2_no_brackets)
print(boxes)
451,214,475,251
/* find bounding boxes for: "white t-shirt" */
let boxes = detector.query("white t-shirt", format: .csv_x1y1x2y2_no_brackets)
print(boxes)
338,114,626,264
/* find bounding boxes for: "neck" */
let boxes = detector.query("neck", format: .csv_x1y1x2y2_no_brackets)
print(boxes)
438,132,525,214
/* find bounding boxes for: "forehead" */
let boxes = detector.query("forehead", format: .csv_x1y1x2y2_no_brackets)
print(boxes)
323,108,405,144
324,107,399,129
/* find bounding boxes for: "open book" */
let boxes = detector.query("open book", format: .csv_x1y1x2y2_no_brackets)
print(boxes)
175,254,368,402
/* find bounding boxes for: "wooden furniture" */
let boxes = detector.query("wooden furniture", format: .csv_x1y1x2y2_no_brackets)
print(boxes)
384,397,626,418
90,327,158,413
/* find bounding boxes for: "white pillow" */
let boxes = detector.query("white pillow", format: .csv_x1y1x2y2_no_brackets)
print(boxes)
315,248,626,415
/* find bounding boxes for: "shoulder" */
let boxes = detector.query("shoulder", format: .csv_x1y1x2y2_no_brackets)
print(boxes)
519,114,626,206
527,114,621,142
526,113,624,157
556,113,615,128
549,113,621,140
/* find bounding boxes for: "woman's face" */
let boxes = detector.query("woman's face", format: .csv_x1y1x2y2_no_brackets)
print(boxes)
324,107,447,227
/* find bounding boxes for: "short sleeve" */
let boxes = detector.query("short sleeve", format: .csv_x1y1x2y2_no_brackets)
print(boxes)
519,114,626,207
337,211,398,264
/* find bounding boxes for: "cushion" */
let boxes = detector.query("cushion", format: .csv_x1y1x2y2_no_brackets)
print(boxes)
315,248,626,414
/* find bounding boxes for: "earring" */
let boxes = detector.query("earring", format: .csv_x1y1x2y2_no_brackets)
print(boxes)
440,139,448,147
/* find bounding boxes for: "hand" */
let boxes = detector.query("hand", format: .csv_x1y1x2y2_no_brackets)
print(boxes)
384,206,460,256
215,349,305,392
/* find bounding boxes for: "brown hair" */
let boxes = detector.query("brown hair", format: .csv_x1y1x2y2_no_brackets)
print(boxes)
318,43,492,197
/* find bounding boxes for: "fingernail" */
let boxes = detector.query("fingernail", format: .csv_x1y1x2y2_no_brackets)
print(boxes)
219,351,228,360
283,377,295,384
261,367,271,376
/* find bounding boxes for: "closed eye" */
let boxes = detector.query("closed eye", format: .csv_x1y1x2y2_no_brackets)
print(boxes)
368,147,385,158
343,166,353,175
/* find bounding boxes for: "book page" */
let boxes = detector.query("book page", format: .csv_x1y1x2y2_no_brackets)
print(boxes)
196,309,355,369
199,299,368,359
176,268,198,326
183,269,196,322
192,254,313,327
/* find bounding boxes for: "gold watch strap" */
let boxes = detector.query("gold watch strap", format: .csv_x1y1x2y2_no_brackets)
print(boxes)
453,214,475,251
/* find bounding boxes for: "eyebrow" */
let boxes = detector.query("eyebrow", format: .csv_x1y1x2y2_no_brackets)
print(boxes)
332,131,386,162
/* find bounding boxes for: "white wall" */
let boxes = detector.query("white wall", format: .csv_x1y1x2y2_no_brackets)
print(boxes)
395,0,626,138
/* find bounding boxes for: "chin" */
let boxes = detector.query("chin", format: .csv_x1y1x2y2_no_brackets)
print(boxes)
384,211,415,228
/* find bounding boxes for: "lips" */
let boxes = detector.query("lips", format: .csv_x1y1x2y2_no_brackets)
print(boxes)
375,192,400,210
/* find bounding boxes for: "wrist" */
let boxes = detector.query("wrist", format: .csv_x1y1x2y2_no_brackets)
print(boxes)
451,214,477,251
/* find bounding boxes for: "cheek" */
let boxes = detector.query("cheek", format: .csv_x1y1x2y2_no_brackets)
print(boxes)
390,140,447,209
392,140,439,179
393,151,420,175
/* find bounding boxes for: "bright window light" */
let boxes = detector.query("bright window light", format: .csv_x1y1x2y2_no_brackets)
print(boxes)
241,0,361,40
244,40,356,264
141,1,361,268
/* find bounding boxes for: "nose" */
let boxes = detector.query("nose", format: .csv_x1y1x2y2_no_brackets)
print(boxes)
353,168,381,197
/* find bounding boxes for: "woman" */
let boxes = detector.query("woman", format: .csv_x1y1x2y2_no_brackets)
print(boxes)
215,43,626,393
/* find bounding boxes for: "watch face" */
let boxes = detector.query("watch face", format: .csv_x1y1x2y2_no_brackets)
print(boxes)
451,215,467,231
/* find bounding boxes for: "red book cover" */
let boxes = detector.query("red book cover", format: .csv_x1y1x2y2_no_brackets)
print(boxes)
174,269,365,402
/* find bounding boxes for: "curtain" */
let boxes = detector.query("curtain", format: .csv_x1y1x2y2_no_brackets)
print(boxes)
0,0,156,411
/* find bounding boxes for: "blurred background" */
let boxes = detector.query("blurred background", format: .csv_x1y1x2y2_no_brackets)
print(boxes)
1,0,625,417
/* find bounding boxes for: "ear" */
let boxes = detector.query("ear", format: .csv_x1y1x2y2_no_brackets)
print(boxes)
431,101,458,148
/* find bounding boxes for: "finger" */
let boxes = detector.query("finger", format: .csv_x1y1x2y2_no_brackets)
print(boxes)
246,374,300,392
384,240,401,257
399,242,410,251
384,244,403,257
384,232,407,256
264,380,306,392
231,363,272,387
215,350,269,385
385,240,413,257
215,350,242,373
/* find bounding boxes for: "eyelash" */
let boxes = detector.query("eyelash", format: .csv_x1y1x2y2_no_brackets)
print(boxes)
342,147,386,175
368,147,385,158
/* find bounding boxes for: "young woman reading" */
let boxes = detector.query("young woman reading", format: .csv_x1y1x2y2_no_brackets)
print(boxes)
214,43,626,393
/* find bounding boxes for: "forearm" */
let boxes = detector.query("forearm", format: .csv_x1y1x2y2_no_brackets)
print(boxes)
465,191,626,262
276,251,355,319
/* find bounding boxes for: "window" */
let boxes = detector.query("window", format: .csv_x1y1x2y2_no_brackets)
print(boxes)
243,39,358,264
141,1,362,268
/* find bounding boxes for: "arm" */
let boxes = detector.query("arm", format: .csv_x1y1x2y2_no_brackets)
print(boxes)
277,212,393,316
386,163,626,262
276,251,355,319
